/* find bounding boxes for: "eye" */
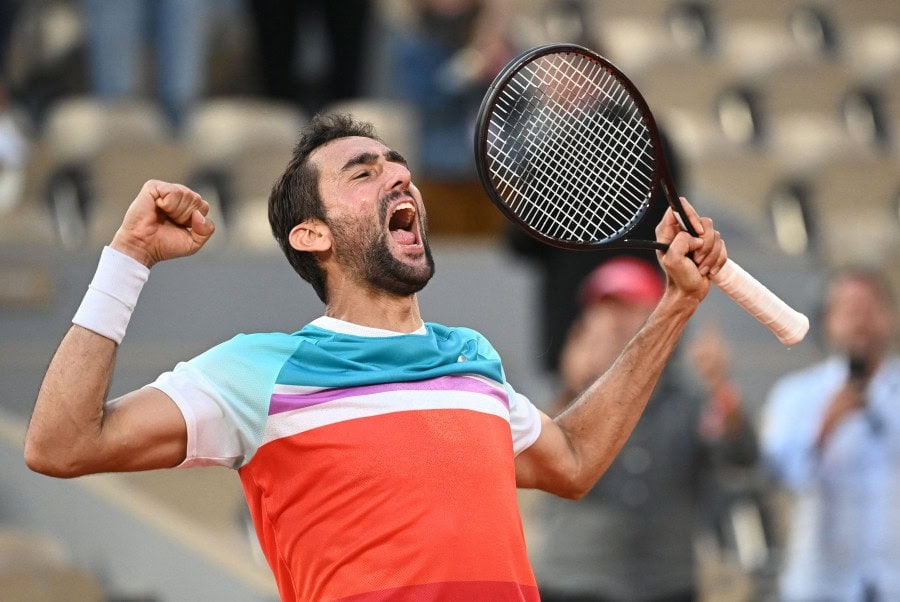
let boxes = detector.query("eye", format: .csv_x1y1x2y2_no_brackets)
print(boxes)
353,170,371,180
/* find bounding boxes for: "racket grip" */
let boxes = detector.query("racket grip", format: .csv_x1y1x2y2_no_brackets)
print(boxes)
711,259,810,346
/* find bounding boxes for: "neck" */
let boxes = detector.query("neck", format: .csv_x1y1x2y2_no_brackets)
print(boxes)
325,288,423,333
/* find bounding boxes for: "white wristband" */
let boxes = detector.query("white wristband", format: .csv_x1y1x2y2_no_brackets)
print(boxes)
72,246,150,344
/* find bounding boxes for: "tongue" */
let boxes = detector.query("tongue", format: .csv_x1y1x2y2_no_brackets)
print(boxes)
391,229,416,245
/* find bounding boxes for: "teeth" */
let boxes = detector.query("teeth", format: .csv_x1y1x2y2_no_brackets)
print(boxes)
393,201,415,213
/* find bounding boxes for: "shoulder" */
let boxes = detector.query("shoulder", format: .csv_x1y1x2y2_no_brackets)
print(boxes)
202,331,300,355
185,331,304,374
883,355,900,374
765,357,840,411
771,358,836,391
427,322,485,338
427,323,501,358
427,322,494,346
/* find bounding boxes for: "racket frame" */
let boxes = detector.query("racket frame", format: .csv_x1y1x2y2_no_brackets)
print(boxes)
473,43,810,346
474,43,696,252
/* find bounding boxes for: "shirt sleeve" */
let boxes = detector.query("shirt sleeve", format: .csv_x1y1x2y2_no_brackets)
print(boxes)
146,333,292,469
506,384,542,455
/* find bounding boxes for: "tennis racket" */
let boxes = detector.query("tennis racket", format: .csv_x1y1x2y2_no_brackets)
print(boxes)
474,43,809,346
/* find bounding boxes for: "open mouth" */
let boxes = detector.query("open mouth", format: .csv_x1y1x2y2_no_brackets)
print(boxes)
388,201,418,246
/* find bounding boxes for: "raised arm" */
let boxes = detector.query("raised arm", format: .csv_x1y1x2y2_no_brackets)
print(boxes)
515,199,727,498
24,180,214,477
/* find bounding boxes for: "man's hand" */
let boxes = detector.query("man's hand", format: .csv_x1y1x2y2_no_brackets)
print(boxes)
110,180,215,267
655,198,726,304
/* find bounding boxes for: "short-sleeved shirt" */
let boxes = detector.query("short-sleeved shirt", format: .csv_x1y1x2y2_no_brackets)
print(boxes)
762,355,900,600
148,316,542,601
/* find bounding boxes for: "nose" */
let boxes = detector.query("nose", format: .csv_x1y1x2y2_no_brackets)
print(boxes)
385,161,411,192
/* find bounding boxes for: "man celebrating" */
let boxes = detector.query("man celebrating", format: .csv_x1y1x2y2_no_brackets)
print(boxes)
25,113,726,601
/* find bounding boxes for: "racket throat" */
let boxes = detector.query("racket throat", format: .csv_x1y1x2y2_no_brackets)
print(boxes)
620,239,668,252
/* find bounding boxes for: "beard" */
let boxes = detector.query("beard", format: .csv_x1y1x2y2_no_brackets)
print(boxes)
361,230,435,296
329,200,435,297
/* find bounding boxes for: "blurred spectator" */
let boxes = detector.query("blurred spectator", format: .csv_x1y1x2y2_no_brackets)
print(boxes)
1,0,87,127
761,266,900,601
0,0,29,213
81,0,213,130
248,0,372,114
531,257,760,602
0,1,18,69
387,0,515,180
0,87,29,213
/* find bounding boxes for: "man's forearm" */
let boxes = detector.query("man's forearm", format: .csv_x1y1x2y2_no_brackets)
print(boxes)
553,294,696,495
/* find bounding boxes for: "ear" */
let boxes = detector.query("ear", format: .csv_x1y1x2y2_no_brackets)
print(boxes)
289,219,332,253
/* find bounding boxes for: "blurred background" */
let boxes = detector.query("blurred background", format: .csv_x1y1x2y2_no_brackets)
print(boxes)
0,0,898,600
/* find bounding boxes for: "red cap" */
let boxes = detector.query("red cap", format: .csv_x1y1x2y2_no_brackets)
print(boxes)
578,257,665,308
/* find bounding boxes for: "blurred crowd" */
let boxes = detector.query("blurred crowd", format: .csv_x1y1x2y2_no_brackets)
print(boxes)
0,0,570,247
0,0,531,189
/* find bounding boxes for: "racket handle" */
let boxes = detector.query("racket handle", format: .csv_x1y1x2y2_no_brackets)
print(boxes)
711,259,810,346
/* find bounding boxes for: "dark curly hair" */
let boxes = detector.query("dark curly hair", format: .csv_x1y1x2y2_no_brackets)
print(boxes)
268,113,381,303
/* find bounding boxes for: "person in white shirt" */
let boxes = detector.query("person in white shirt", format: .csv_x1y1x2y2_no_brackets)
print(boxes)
762,266,900,601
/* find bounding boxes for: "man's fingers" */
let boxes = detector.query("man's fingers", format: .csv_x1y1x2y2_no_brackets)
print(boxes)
691,217,716,262
664,230,703,261
190,209,215,242
710,239,727,277
154,183,207,226
678,197,705,235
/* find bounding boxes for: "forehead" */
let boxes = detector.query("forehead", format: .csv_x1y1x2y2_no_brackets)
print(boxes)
310,136,389,175
828,277,891,309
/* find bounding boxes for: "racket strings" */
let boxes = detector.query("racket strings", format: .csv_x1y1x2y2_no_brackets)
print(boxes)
485,52,656,244
521,57,650,233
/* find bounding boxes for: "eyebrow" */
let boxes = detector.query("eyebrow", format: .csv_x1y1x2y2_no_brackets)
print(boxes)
340,149,408,173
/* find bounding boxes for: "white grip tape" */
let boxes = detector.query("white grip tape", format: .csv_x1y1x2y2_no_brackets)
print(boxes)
72,246,150,344
711,259,810,346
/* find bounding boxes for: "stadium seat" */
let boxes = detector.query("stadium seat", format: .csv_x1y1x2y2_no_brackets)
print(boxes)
765,178,816,256
842,23,900,82
821,0,900,81
752,61,853,119
808,154,900,265
584,0,715,76
183,97,308,250
323,98,422,176
768,113,857,173
660,107,753,163
184,97,306,171
630,56,736,118
714,1,843,77
37,96,190,249
882,72,900,132
593,0,683,22
741,62,859,170
0,527,104,599
0,567,105,602
687,150,789,230
826,0,900,31
0,138,58,248
839,86,892,151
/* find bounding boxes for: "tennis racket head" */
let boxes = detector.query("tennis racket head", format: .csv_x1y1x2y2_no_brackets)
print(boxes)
475,44,811,346
474,43,686,251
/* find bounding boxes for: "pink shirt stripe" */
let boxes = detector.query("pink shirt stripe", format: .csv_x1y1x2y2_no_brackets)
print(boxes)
268,374,509,415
